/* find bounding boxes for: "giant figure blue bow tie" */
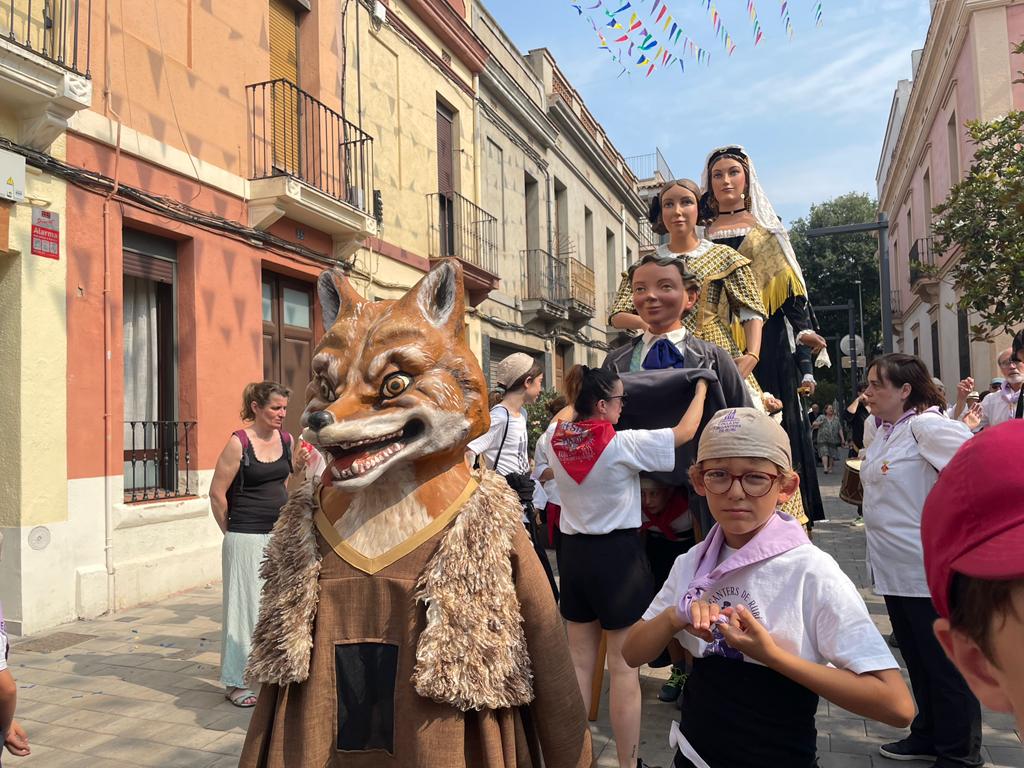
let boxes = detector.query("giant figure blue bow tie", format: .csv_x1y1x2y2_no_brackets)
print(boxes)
642,338,685,370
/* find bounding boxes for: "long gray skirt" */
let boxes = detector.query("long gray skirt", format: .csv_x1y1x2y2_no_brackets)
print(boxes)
220,531,271,688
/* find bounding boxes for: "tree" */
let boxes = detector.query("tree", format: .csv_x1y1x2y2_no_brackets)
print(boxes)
789,192,882,364
931,41,1024,340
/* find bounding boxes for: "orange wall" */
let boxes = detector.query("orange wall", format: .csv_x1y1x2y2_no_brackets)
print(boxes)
66,135,325,479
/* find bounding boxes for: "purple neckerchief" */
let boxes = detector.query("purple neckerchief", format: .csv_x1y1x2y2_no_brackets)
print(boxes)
677,511,809,625
878,406,942,442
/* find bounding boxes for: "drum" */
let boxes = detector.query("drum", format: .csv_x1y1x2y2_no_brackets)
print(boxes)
839,459,863,506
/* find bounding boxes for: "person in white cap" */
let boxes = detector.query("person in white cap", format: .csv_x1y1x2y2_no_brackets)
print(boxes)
465,352,557,597
623,407,912,768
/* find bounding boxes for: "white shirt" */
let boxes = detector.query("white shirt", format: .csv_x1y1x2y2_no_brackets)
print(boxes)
532,429,561,508
643,541,897,674
0,604,8,673
466,406,529,475
550,424,676,535
861,411,972,597
978,383,1022,431
638,326,689,363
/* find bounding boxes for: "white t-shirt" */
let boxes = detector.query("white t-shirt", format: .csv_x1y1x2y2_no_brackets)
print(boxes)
861,411,972,596
532,429,561,508
550,424,676,535
978,383,1022,430
466,406,529,475
643,541,897,675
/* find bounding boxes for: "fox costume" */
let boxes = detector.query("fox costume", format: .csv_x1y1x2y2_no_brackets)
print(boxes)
238,261,592,768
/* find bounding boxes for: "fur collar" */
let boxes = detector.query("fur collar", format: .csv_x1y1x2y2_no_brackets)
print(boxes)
245,470,535,712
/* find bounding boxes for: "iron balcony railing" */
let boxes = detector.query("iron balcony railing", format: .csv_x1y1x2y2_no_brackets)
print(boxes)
247,79,374,214
625,148,674,182
123,421,196,503
908,236,937,288
522,249,568,304
565,256,596,315
2,0,91,75
427,191,499,275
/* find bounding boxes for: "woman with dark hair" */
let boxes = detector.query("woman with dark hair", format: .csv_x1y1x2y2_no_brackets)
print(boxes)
608,179,767,396
547,364,707,768
700,145,827,523
861,354,981,766
209,381,310,707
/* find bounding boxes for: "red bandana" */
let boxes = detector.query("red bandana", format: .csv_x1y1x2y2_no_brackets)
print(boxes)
641,488,690,541
551,419,617,484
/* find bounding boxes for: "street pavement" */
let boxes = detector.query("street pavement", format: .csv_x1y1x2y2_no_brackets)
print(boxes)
4,469,1023,767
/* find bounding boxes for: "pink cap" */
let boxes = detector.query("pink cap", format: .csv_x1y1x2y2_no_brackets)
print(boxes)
922,420,1024,618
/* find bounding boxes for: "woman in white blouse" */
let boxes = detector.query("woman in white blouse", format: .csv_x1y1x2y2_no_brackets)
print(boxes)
861,354,981,767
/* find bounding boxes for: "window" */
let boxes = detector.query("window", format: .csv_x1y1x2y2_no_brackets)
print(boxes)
947,112,960,186
930,319,940,379
122,229,183,500
262,272,314,440
606,228,618,297
957,307,971,380
554,178,568,255
484,138,505,249
524,173,540,251
923,170,932,235
584,207,594,268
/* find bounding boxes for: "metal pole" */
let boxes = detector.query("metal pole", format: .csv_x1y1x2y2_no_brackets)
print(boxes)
877,212,893,353
848,304,858,401
855,279,866,355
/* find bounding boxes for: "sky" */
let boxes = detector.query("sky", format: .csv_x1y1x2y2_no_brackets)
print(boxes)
481,0,934,226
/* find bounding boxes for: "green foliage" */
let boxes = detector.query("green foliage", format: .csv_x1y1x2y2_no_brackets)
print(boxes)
789,192,882,353
525,389,566,454
932,107,1024,340
810,380,837,410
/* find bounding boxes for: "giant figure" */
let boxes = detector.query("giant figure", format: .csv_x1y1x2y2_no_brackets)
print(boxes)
238,260,592,768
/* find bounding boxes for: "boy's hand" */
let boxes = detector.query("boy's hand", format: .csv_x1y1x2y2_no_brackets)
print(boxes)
717,605,780,666
5,720,30,756
683,599,721,642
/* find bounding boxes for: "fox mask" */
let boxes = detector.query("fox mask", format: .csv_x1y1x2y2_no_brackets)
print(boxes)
302,260,488,493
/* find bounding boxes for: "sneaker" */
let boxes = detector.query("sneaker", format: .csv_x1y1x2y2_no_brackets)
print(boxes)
879,738,937,761
658,664,688,702
851,516,864,527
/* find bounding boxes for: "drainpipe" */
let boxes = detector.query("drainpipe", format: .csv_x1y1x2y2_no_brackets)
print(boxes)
101,0,124,615
473,75,482,212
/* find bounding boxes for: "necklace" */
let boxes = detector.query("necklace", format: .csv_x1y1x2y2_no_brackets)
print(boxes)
718,206,748,216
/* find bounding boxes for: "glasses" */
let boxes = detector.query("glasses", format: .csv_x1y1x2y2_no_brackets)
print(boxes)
701,469,779,498
605,394,629,404
998,359,1020,369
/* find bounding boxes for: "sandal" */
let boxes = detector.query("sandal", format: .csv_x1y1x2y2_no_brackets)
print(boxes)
226,687,258,707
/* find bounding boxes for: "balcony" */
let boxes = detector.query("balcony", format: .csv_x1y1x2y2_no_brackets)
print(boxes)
564,256,596,320
427,191,500,306
246,79,376,259
625,148,674,183
0,0,92,149
908,236,939,305
521,248,568,325
891,290,903,320
123,421,197,504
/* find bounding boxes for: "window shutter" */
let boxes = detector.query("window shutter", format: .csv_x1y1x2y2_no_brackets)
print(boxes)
436,103,455,195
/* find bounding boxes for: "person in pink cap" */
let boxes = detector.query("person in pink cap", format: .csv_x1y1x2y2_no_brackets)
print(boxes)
924,420,1024,733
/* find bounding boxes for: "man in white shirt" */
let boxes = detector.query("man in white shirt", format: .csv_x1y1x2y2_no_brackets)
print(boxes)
976,348,1023,430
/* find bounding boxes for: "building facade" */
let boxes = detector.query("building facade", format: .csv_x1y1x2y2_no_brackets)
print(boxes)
877,0,1024,392
0,0,645,635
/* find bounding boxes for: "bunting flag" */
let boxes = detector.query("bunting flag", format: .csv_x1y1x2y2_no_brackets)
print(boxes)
812,1,823,27
747,1,763,45
779,0,794,38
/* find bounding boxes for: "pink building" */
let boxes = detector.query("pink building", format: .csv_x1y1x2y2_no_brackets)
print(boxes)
876,0,1024,390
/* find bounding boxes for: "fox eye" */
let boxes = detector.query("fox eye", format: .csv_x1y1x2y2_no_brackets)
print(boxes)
381,372,412,398
319,378,335,401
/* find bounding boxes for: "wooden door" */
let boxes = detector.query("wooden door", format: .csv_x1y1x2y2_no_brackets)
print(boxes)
269,0,300,175
436,102,456,256
262,272,314,439
554,344,568,393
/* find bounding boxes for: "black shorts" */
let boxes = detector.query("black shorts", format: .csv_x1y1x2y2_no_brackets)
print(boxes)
646,530,697,588
559,528,655,630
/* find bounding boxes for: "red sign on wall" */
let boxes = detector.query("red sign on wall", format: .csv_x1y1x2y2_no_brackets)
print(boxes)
31,207,59,260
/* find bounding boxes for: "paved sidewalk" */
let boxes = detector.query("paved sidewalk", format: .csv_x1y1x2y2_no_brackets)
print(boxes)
4,469,1022,766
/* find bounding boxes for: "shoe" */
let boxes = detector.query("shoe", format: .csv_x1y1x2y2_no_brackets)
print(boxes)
888,632,899,649
879,738,937,761
637,760,662,768
658,664,688,702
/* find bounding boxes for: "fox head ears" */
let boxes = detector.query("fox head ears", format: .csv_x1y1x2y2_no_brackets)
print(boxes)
317,259,466,333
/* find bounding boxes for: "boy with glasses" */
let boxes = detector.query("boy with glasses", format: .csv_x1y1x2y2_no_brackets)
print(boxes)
623,408,912,768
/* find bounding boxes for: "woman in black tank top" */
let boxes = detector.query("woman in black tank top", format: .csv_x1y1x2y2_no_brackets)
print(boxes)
209,381,310,707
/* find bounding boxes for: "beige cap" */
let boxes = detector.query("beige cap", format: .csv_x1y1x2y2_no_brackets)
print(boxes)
494,352,537,388
697,407,792,469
